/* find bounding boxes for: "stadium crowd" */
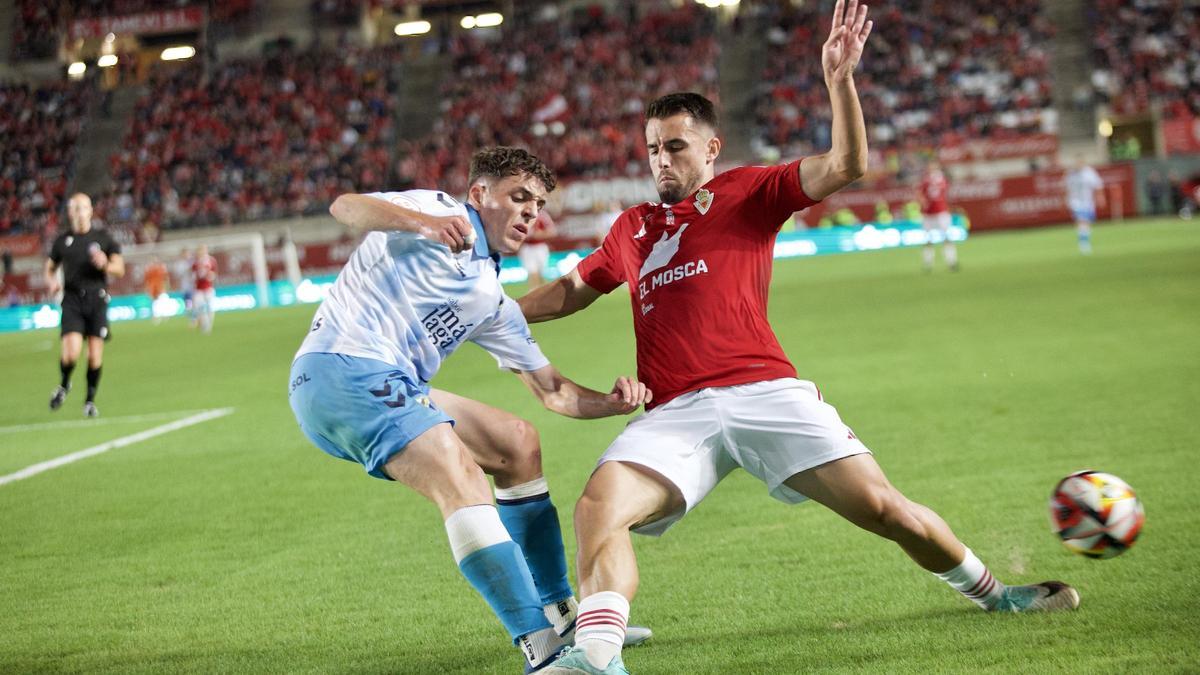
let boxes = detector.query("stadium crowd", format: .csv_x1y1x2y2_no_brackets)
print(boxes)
0,81,91,238
751,0,1055,167
1089,0,1200,118
394,2,719,196
11,0,256,61
97,45,398,230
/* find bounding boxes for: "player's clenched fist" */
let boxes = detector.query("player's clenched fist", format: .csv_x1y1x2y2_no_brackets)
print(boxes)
606,376,653,414
420,214,476,253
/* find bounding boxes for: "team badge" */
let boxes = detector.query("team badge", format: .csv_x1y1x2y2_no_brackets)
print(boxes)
694,189,714,215
665,209,675,227
65,236,74,247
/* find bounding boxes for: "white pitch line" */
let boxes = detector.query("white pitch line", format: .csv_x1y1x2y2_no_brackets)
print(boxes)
0,409,216,434
0,407,235,487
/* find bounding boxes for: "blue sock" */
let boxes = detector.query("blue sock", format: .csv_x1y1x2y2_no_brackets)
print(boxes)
497,484,574,606
458,541,552,642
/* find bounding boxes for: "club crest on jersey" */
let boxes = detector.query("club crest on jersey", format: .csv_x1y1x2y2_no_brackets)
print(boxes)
694,189,714,215
665,209,675,227
65,236,74,247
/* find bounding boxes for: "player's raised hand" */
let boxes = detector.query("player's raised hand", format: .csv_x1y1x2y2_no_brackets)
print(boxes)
606,376,653,414
420,214,476,253
822,0,872,83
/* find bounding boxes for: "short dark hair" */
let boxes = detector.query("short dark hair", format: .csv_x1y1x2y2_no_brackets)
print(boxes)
468,147,557,192
646,92,719,131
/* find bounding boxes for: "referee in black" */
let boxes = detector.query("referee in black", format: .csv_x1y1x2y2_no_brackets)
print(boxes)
44,193,124,418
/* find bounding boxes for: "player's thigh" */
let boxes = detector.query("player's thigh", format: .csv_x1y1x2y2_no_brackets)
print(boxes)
782,452,901,527
430,388,540,477
578,460,685,536
382,422,492,509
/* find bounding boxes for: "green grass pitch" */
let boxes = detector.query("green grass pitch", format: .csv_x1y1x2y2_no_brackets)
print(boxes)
1,218,1198,673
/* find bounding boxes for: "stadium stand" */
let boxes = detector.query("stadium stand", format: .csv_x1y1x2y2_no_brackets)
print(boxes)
10,0,256,61
1088,0,1200,118
751,0,1056,166
98,45,399,230
0,81,92,238
395,2,720,197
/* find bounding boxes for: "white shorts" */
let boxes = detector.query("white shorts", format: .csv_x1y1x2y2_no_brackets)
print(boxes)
518,242,550,276
597,378,871,536
922,211,951,232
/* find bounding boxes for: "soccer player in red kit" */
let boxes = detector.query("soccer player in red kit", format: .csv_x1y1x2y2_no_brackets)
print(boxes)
192,245,217,333
522,3,1076,673
917,160,958,271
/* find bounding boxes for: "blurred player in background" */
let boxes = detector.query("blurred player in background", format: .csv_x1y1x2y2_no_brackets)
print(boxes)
174,248,195,323
191,245,217,332
289,147,650,673
144,257,168,324
1065,156,1106,254
917,159,958,271
522,5,1076,674
519,209,558,289
45,193,124,418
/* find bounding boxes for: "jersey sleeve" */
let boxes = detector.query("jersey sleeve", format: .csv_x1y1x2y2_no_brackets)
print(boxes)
575,214,629,293
739,159,821,231
48,237,63,264
468,294,551,372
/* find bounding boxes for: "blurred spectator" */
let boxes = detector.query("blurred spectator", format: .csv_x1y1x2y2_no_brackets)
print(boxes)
751,0,1056,169
0,81,91,238
1089,0,1200,118
99,43,398,229
1145,169,1167,215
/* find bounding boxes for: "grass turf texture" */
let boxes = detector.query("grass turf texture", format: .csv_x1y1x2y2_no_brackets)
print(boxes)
1,218,1197,674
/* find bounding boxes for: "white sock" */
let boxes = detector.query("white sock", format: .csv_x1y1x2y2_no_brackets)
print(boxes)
517,626,565,669
923,244,935,268
444,505,511,563
544,596,578,638
944,242,958,267
935,547,1006,610
575,591,629,669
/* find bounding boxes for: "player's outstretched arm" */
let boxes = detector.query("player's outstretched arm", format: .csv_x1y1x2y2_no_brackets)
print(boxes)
799,0,873,201
515,365,651,419
518,269,602,323
104,253,126,278
329,193,474,252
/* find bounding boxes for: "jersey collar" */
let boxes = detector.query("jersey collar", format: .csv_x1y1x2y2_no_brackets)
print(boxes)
465,204,501,270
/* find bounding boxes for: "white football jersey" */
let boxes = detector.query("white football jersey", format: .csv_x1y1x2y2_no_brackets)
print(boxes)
295,190,549,382
1066,167,1103,211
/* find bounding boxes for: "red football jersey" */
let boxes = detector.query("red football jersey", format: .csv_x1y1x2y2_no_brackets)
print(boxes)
192,255,217,291
577,160,818,409
918,170,949,214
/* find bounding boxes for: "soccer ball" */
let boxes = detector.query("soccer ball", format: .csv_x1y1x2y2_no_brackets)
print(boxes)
1050,470,1144,559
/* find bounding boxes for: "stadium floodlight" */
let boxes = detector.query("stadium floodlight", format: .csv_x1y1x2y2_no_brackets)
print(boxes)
475,13,503,27
67,62,87,78
161,46,196,61
461,16,476,29
97,54,118,68
394,20,432,36
722,0,740,5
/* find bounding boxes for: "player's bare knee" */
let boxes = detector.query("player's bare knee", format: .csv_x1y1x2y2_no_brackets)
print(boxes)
509,418,543,472
875,494,928,542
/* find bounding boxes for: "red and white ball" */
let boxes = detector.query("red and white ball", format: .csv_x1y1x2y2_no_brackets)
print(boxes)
1050,470,1144,559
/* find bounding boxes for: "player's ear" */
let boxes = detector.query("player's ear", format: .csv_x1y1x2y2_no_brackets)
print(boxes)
467,180,488,209
706,136,722,165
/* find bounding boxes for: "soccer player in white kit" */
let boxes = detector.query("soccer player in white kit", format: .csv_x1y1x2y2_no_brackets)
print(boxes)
521,5,1078,674
1065,156,1106,254
288,148,651,672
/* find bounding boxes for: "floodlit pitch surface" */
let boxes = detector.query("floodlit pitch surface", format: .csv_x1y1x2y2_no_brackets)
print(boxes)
1,218,1197,674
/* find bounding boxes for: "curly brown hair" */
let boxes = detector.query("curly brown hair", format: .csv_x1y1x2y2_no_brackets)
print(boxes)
468,147,557,192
